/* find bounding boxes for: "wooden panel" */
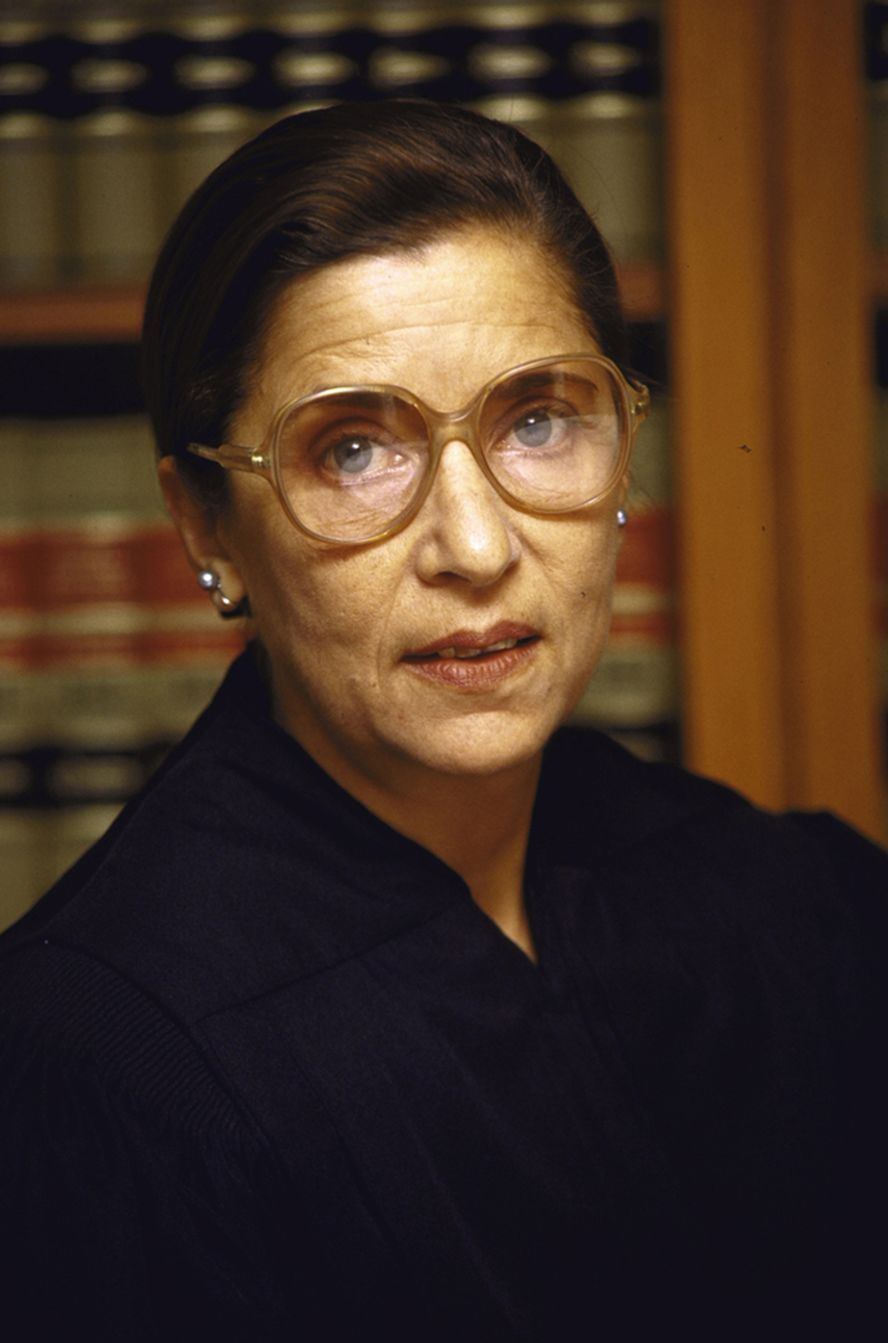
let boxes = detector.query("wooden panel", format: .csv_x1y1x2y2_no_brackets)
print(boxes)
769,0,885,836
664,0,786,806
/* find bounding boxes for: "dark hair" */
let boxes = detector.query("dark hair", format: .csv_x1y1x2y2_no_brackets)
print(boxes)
141,99,626,504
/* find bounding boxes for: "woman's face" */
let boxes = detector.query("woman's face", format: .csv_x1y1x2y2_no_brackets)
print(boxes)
213,227,625,789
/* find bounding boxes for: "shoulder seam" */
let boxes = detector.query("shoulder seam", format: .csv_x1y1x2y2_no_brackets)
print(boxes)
1,937,273,1148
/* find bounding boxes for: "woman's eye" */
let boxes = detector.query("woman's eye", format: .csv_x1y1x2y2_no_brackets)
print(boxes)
512,408,555,448
329,435,377,474
506,404,572,451
319,429,403,478
312,419,421,486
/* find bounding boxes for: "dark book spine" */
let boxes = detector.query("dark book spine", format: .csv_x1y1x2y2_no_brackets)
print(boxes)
866,1,888,248
0,17,65,284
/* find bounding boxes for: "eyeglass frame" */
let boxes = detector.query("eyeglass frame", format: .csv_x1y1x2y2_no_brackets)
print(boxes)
186,352,651,546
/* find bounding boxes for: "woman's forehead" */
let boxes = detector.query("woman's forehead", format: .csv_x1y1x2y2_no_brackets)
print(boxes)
255,228,592,408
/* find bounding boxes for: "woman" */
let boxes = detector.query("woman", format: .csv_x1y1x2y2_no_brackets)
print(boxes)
1,101,886,1341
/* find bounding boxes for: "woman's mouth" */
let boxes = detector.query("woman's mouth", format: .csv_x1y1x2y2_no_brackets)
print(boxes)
402,626,540,688
423,636,527,660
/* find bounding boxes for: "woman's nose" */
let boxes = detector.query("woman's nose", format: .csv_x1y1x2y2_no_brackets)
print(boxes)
413,439,520,586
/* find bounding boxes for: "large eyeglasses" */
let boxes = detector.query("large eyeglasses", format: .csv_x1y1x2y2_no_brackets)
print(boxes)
187,353,650,546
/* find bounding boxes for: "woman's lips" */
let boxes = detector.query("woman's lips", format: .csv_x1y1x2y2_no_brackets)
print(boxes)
402,624,540,689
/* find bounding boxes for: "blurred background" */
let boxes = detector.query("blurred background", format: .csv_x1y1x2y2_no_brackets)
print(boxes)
0,0,885,929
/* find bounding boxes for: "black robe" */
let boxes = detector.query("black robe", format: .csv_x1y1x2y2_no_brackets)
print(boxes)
2,649,887,1341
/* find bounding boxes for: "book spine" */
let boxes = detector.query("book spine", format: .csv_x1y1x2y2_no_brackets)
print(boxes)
0,17,65,284
29,414,152,830
364,5,460,104
155,14,261,229
459,2,559,151
268,16,367,117
549,0,663,263
63,17,161,281
462,0,664,262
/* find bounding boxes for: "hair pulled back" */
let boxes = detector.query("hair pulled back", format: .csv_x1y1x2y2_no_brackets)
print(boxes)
141,99,625,503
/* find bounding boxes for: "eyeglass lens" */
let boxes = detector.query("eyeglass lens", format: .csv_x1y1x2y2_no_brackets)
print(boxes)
275,360,624,542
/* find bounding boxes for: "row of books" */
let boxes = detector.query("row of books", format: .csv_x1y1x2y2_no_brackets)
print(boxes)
0,0,662,113
0,1,663,283
0,410,237,926
0,410,241,679
4,1,888,286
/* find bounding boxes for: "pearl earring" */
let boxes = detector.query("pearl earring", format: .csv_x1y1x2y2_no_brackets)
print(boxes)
616,509,628,529
196,568,249,620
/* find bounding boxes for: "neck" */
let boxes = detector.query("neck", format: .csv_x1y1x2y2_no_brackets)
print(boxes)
281,706,542,962
373,760,542,962
375,762,542,962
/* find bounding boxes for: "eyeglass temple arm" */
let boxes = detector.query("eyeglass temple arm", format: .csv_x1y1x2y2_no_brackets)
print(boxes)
186,442,271,474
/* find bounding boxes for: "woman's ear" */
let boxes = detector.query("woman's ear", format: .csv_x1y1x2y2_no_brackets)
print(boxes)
157,456,248,610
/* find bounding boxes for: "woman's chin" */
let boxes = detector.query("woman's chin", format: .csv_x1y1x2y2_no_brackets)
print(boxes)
385,711,558,780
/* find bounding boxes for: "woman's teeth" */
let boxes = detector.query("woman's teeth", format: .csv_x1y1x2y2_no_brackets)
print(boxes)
434,639,519,660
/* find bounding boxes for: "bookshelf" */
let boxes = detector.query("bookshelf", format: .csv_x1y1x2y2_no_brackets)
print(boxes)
0,263,667,344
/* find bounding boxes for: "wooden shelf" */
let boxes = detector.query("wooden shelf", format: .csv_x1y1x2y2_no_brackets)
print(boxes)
0,284,147,344
1,251,884,346
0,266,666,345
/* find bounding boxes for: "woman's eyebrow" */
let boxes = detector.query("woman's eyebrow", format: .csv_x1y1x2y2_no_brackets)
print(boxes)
502,370,598,395
294,380,406,402
289,366,602,410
